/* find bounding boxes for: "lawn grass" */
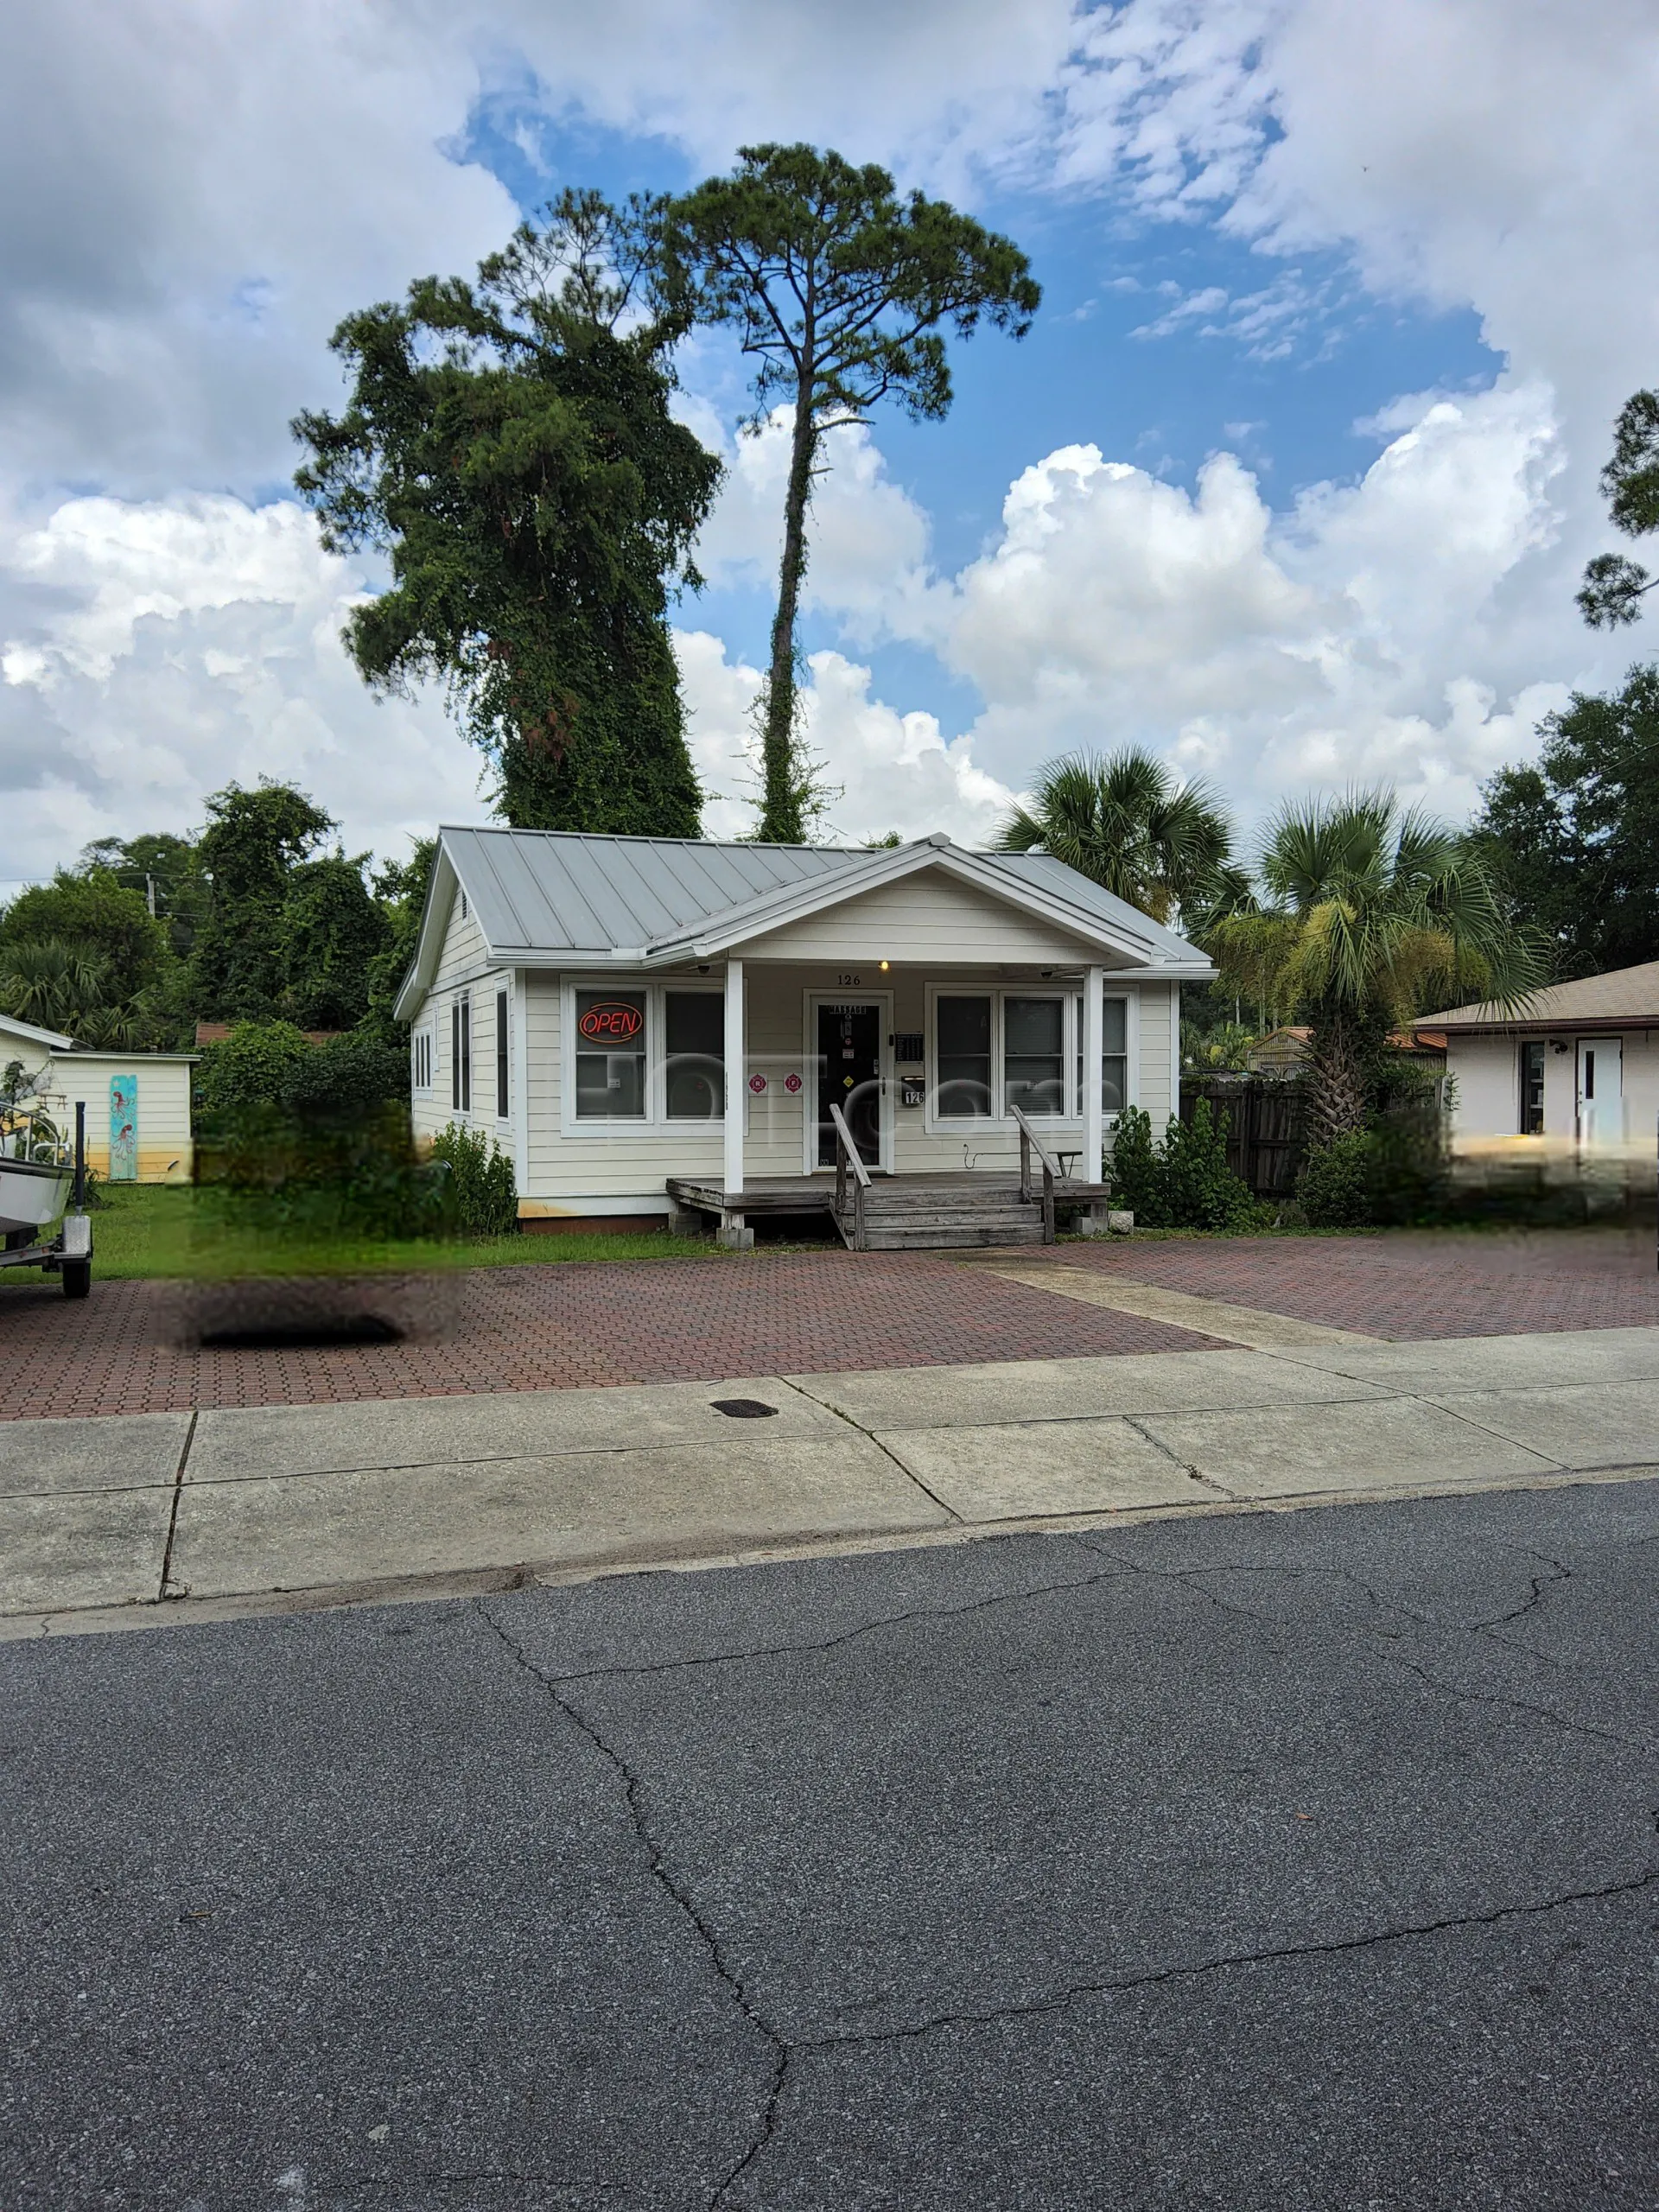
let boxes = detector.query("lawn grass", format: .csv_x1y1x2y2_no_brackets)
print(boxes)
43,1183,726,1282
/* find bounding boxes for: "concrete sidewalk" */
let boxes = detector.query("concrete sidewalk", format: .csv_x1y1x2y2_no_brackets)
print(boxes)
4,1325,1658,1637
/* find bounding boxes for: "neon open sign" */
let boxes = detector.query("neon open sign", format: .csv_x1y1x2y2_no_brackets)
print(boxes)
578,1001,643,1041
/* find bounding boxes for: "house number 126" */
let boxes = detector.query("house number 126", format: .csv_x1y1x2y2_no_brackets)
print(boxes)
836,971,861,986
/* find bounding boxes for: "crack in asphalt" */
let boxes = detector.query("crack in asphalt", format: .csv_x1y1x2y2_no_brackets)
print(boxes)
475,1601,789,2211
790,1866,1659,2058
505,1558,1135,1688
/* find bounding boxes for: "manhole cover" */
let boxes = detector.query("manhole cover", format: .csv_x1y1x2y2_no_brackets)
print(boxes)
710,1398,779,1419
199,1317,404,1351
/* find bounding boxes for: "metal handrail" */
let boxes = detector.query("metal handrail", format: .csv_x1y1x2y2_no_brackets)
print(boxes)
828,1099,871,1250
1008,1103,1058,1244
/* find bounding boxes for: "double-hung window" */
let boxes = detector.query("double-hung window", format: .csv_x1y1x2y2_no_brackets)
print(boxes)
569,983,726,1126
495,989,510,1120
1076,995,1130,1117
664,991,725,1119
411,1029,433,1091
936,995,994,1119
1003,996,1066,1117
451,995,471,1111
575,990,647,1119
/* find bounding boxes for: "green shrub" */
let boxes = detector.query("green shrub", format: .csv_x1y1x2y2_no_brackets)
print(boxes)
429,1122,518,1237
285,1032,407,1116
194,1021,312,1127
1296,1133,1374,1228
1160,1099,1261,1231
1107,1105,1166,1224
1108,1100,1262,1231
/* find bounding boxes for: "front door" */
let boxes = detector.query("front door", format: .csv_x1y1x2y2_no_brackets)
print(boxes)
817,1002,882,1167
1577,1035,1623,1146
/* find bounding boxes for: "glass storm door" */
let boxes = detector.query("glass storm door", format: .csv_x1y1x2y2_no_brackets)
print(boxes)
817,1003,882,1167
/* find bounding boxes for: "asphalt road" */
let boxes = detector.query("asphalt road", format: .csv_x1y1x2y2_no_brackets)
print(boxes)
3,1481,1655,2210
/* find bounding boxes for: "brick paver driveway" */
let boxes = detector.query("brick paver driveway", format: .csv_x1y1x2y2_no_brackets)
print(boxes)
2,1228,1654,1421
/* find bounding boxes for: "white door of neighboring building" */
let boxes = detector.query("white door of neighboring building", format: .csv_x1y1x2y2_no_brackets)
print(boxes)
1576,1036,1623,1146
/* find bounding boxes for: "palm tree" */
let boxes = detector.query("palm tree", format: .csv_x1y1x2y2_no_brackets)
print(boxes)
995,749,1236,925
0,937,130,1044
1205,792,1545,1147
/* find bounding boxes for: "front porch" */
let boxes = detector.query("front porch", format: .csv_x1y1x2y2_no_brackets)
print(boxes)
667,1165,1114,1251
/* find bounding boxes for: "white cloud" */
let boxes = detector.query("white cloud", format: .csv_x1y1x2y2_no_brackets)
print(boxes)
911,385,1586,831
0,493,483,890
674,630,1014,848
690,408,938,641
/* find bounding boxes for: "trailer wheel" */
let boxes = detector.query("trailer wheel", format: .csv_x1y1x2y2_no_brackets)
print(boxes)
61,1259,91,1300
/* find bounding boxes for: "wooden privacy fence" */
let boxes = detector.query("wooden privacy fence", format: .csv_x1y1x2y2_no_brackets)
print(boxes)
1179,1077,1308,1198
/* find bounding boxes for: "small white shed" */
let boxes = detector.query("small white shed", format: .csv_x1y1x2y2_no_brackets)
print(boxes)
394,828,1213,1242
0,1012,196,1183
1424,959,1659,1160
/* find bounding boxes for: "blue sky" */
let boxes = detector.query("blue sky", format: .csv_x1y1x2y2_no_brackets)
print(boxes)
0,0,1652,883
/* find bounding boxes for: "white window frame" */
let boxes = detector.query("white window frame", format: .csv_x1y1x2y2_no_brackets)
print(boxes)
923,983,1139,1132
559,976,728,1138
451,991,472,1116
493,986,511,1122
411,1027,434,1094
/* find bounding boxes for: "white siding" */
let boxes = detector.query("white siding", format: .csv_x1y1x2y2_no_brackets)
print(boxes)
744,868,1110,967
36,1056,195,1182
408,891,504,1147
1450,1027,1659,1150
515,963,1182,1213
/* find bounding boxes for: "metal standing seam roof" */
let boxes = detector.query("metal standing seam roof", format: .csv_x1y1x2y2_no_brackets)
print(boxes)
435,825,1209,969
1424,957,1659,1029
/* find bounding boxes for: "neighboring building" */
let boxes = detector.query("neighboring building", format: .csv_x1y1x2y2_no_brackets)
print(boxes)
395,828,1213,1233
1243,1025,1447,1079
1423,959,1659,1154
0,1012,196,1183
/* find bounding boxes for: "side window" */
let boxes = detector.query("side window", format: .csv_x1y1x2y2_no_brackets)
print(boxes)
496,989,509,1119
1520,1039,1545,1134
575,990,646,1119
452,995,471,1112
664,992,725,1119
411,1030,433,1091
936,996,992,1118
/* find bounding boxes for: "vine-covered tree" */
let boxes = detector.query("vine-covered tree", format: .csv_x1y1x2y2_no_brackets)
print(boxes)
294,192,720,834
1578,389,1659,628
662,146,1039,842
188,782,336,1022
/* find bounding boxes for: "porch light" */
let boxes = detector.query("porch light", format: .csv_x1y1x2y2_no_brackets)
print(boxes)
880,959,889,971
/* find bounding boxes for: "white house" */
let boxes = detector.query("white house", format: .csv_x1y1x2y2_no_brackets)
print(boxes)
0,1012,196,1182
394,828,1213,1244
1425,958,1659,1158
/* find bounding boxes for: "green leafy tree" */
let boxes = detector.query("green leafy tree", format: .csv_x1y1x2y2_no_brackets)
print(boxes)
0,862,170,1013
663,145,1039,842
188,782,335,1021
1207,793,1542,1149
277,853,391,1031
362,838,436,1041
1471,664,1659,973
79,831,205,960
1578,390,1659,628
294,191,719,835
995,749,1236,924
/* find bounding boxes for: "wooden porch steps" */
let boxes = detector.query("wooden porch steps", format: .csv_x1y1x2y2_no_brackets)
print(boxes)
832,1180,1046,1251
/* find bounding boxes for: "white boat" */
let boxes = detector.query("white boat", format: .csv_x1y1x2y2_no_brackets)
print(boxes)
0,1154,73,1236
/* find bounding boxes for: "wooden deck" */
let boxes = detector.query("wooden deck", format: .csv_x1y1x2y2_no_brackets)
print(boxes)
667,1170,1113,1251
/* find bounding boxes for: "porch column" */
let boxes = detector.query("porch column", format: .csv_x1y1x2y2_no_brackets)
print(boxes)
723,958,744,1198
1083,964,1105,1184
